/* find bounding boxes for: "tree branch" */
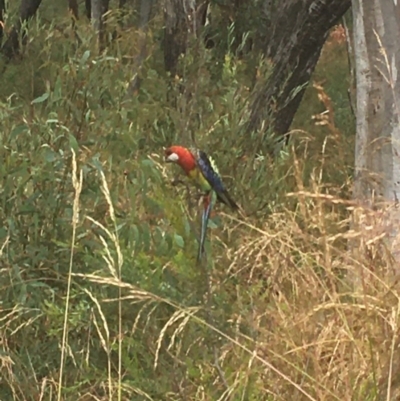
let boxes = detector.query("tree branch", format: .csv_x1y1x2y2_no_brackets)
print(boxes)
246,0,351,142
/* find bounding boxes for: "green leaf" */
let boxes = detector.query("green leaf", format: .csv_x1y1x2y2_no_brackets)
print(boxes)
31,93,49,104
141,159,154,167
208,218,219,229
53,76,62,99
42,147,57,163
10,124,28,140
174,234,184,248
91,155,104,173
68,133,79,153
0,227,8,239
80,50,91,65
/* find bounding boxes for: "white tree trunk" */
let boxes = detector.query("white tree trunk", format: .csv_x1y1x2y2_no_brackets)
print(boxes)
353,0,400,261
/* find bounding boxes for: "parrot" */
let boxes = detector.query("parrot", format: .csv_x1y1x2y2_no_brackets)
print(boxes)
164,146,238,209
165,145,238,261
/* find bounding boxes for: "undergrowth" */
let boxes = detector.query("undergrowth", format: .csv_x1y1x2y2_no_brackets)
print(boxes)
0,8,397,401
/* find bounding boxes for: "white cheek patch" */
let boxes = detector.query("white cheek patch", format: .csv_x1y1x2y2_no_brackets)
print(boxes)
167,152,179,162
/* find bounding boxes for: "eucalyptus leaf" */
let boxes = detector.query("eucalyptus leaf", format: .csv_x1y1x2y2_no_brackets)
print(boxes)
31,93,49,104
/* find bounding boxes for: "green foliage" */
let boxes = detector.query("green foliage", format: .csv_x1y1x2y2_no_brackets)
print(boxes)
0,6,392,401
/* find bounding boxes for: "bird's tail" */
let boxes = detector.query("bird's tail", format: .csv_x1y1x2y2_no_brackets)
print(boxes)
197,191,216,262
218,189,239,210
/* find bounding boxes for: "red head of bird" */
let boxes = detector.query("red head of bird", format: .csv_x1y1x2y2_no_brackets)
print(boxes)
165,146,196,174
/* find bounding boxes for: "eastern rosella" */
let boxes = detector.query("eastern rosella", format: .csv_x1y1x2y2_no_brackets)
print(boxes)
165,145,238,260
165,146,238,209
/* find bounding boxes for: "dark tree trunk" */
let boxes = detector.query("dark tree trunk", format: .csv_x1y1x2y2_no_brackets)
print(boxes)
194,0,209,37
68,0,79,20
0,0,5,43
164,0,189,76
163,0,209,76
1,0,43,59
128,0,155,93
85,0,91,19
19,0,42,20
138,0,153,29
90,0,110,51
246,0,351,141
231,0,252,55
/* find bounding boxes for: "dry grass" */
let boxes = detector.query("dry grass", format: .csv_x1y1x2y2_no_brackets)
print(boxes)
226,197,399,400
60,175,400,400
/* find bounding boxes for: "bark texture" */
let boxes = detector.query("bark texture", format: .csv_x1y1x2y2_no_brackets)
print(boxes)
352,0,400,261
0,0,5,43
1,0,43,59
68,0,79,20
85,0,91,19
163,0,209,76
90,0,110,50
0,0,6,46
246,0,351,139
128,0,155,94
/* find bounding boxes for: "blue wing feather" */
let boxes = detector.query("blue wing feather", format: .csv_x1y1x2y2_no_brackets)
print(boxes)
196,150,227,193
192,149,238,210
